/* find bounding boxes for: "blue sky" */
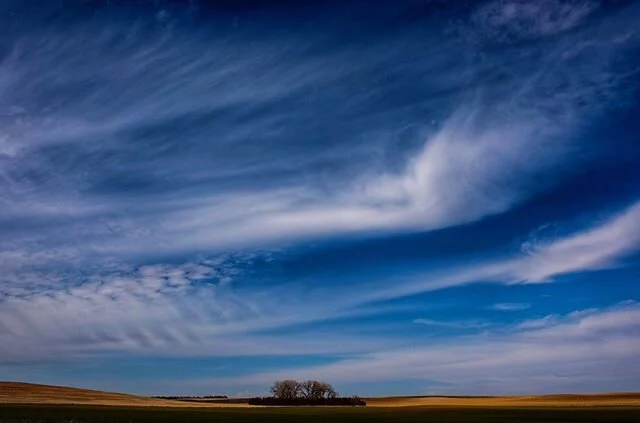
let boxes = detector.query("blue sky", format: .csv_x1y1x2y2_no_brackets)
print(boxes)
0,0,639,397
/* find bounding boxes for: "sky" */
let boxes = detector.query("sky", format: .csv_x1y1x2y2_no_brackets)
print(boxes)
0,0,639,397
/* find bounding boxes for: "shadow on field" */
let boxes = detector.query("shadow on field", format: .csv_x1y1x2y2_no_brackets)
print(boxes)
1,404,639,423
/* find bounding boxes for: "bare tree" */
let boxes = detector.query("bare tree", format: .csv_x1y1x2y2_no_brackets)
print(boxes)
270,379,337,400
299,380,316,399
269,380,301,400
322,382,337,399
298,380,337,399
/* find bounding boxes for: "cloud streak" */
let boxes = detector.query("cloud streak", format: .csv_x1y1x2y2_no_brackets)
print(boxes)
490,303,531,311
511,202,640,282
213,301,640,395
1,0,638,271
1,200,638,363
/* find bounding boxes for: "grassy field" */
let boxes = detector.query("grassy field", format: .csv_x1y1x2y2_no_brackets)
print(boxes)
2,382,639,408
365,393,640,407
1,404,640,423
1,383,639,422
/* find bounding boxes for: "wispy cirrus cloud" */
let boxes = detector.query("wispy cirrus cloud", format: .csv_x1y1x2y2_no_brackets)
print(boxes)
367,200,640,302
1,0,638,271
490,303,531,311
1,200,638,364
413,318,491,329
210,301,640,395
473,0,598,40
509,201,640,283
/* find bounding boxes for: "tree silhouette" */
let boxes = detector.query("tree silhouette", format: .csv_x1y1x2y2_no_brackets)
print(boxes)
269,379,301,400
271,379,336,400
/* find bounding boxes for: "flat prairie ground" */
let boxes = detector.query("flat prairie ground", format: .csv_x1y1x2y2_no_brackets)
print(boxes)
2,382,639,408
0,383,243,407
2,404,640,423
1,382,639,423
365,392,640,407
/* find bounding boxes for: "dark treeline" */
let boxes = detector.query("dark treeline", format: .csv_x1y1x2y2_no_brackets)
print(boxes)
152,395,228,399
248,397,366,406
254,379,366,406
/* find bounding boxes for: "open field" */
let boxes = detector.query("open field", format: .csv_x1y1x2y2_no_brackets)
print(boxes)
1,404,640,423
0,383,245,408
2,382,640,408
366,393,640,407
1,382,639,422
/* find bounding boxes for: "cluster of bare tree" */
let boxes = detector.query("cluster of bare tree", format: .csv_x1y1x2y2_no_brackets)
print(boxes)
269,379,337,400
250,380,364,406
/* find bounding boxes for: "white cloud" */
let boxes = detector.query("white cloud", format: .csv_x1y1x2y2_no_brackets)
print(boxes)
508,201,640,283
5,200,634,362
413,318,491,329
1,0,637,269
361,200,640,303
0,252,413,362
3,198,636,363
490,303,531,311
212,302,640,395
473,0,597,40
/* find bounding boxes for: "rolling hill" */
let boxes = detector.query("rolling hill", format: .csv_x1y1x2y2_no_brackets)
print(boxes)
0,382,238,407
1,381,639,407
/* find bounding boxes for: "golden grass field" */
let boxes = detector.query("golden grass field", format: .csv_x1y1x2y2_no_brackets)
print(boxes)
365,393,640,407
0,382,247,408
1,381,639,408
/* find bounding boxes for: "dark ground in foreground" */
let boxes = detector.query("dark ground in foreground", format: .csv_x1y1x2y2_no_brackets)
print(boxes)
1,404,639,423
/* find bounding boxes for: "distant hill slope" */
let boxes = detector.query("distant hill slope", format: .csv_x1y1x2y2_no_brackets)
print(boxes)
0,382,242,407
366,392,640,407
1,381,639,408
